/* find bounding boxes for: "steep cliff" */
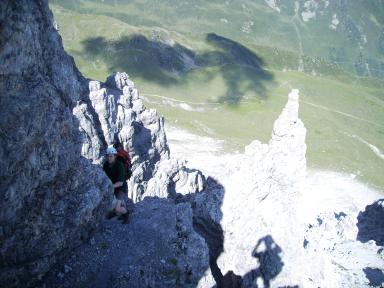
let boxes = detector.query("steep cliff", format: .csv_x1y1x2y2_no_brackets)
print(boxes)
0,1,204,287
0,0,112,286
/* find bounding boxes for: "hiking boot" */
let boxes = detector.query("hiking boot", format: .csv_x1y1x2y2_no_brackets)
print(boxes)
106,211,117,219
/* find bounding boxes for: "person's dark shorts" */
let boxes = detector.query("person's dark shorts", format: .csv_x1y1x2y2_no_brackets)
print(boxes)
114,182,128,206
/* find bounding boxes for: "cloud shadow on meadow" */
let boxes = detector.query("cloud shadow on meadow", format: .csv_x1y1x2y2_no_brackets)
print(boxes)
81,33,273,104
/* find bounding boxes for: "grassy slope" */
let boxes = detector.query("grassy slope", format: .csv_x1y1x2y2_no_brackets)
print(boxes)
51,0,384,76
50,2,384,189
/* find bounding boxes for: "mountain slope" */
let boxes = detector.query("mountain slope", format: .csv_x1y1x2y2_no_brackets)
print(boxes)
48,0,384,189
50,0,384,78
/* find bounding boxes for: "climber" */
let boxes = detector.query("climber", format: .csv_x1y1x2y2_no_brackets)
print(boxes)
113,142,132,180
103,146,129,224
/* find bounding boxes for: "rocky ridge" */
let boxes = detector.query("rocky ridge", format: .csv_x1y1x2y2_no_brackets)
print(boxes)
214,89,306,287
74,71,205,202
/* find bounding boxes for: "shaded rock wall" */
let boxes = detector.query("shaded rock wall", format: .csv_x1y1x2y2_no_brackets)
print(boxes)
0,1,110,286
0,1,205,286
42,197,210,288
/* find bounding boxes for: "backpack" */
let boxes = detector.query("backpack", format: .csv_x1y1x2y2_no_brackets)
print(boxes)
116,148,132,180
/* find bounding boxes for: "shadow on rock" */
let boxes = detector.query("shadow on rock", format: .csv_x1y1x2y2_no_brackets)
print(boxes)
240,235,284,288
177,178,290,288
81,33,273,104
210,235,291,288
175,176,226,286
363,267,384,287
131,121,161,182
356,199,384,246
41,196,211,287
194,216,224,284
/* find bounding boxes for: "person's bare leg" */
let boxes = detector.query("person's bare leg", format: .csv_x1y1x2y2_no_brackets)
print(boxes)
116,200,129,224
106,198,118,219
115,199,127,215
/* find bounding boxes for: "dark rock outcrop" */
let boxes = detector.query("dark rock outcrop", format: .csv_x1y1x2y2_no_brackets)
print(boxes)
0,0,112,286
357,199,384,246
0,1,206,287
42,198,210,288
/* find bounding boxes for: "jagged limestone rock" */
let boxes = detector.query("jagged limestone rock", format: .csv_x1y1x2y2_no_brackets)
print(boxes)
143,158,205,199
217,89,307,287
106,71,134,91
299,196,384,287
75,72,205,203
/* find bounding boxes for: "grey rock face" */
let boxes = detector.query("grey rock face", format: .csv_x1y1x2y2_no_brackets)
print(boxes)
75,72,205,202
78,73,167,164
0,1,206,287
42,198,210,288
0,0,112,287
